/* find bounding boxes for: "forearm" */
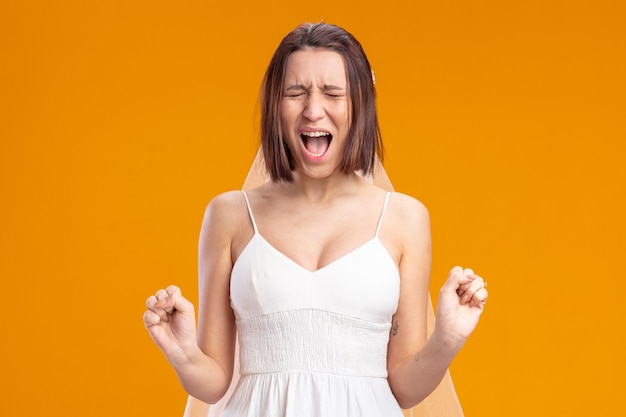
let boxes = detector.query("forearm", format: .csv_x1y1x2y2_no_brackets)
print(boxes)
183,396,211,417
167,343,232,404
388,329,465,409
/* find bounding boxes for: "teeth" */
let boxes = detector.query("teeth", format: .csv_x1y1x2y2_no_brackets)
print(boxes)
301,131,330,137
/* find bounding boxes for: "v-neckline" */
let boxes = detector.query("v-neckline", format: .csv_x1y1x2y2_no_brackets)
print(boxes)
237,190,394,274
256,233,380,274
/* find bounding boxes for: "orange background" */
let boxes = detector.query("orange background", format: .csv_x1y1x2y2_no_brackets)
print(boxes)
1,1,624,416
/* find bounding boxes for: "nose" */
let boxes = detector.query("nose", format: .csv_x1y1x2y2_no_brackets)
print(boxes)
302,92,325,121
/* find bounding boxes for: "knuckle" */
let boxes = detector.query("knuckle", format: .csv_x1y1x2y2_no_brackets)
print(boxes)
143,310,157,325
146,295,156,308
167,285,181,294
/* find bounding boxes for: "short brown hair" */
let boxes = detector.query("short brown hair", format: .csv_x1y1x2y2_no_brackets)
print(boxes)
260,22,383,182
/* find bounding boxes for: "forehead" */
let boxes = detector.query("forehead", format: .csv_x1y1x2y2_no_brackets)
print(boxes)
283,48,347,85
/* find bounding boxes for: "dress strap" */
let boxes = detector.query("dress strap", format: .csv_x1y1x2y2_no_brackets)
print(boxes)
241,191,259,234
375,192,392,238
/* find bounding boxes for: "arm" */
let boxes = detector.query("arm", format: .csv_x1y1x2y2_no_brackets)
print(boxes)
385,195,487,409
144,192,242,404
182,396,210,417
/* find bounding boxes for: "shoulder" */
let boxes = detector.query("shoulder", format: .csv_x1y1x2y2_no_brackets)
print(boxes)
382,192,431,256
205,190,246,215
387,192,430,229
199,190,255,261
201,191,249,235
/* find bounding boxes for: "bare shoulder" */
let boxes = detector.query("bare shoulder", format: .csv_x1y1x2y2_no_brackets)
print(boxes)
201,190,249,238
387,192,430,230
205,190,247,217
377,192,430,265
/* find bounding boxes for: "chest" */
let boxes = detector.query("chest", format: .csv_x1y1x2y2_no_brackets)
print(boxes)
250,202,383,272
230,234,400,322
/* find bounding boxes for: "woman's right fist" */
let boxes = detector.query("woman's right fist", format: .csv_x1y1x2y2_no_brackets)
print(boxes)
143,285,198,360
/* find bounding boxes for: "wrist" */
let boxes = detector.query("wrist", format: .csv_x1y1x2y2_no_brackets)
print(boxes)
430,325,467,356
166,339,203,369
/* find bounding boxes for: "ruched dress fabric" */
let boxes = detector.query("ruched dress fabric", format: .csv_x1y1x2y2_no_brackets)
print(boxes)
220,191,403,417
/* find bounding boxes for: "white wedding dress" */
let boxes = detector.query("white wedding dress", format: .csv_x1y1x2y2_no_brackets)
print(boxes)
218,191,403,417
183,151,464,417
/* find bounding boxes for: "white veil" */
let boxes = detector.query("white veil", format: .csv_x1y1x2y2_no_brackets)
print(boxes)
182,150,464,417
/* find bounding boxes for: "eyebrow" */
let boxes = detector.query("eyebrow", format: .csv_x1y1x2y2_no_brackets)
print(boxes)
284,84,346,91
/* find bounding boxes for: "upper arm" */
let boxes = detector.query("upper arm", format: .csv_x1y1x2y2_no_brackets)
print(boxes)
384,194,432,378
195,191,247,392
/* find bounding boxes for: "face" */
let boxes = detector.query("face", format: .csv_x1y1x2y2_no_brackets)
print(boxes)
280,48,350,179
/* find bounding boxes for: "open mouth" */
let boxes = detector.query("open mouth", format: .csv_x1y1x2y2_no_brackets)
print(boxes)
300,131,332,158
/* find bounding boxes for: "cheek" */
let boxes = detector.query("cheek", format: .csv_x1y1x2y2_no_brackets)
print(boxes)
337,100,350,122
279,102,299,127
335,104,351,132
278,108,298,146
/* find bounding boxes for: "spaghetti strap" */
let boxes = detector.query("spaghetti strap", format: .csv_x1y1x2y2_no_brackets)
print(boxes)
241,191,259,234
375,192,392,238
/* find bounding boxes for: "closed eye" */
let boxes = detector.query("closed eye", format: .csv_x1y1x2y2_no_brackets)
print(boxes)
284,84,307,99
284,93,305,98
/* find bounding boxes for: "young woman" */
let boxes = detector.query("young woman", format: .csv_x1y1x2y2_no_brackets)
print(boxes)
144,22,488,417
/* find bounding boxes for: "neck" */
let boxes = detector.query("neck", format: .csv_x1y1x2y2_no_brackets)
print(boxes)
288,170,364,202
